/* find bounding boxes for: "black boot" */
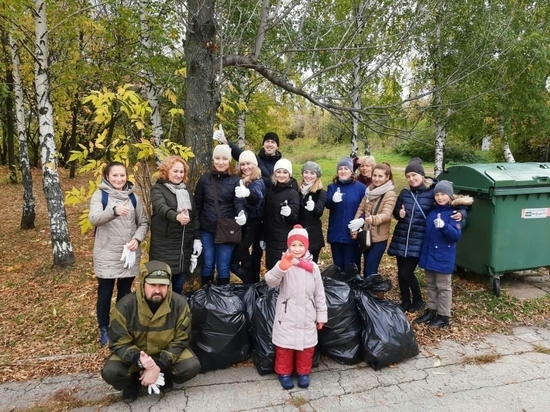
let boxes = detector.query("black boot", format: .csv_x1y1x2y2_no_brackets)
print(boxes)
122,373,140,403
429,315,450,328
217,277,230,286
408,300,426,313
414,309,437,324
201,276,214,287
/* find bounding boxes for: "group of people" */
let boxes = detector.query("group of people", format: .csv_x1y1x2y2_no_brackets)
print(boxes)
91,129,471,400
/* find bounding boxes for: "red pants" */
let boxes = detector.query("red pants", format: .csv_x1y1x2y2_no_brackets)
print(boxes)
274,346,315,375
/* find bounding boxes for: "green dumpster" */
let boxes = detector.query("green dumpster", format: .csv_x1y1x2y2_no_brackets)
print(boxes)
437,162,550,296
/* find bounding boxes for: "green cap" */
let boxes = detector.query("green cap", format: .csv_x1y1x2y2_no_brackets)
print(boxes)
142,261,172,285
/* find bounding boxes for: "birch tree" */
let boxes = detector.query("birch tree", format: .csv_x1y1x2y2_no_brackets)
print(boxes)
33,0,75,266
9,33,36,229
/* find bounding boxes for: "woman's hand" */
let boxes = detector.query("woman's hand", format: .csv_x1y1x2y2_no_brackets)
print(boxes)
450,210,462,221
126,238,140,251
115,200,130,217
365,215,373,225
399,205,406,219
177,210,190,225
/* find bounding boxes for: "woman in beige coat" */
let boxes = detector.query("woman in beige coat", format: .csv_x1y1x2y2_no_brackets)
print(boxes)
89,162,148,345
348,163,397,277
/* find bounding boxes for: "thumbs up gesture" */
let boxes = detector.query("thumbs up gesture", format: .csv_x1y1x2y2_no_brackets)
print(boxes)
332,187,343,203
399,204,406,219
280,200,291,217
212,124,227,143
434,213,445,229
235,210,247,226
305,195,315,211
235,179,250,198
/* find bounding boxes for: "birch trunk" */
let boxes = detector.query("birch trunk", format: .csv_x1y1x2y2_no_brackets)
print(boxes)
10,34,36,229
34,0,75,266
139,2,163,147
237,110,246,149
499,117,515,163
350,56,361,157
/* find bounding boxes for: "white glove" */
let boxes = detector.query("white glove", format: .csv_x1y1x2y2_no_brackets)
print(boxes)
305,195,314,211
235,210,247,226
235,180,250,198
348,218,365,231
120,245,135,268
259,240,266,250
434,213,445,229
332,188,343,203
189,254,198,273
193,239,203,256
147,372,165,395
280,200,291,217
212,124,227,143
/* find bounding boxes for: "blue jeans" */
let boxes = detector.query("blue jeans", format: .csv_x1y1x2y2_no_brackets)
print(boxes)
96,277,134,328
201,231,235,279
330,243,358,271
172,273,185,295
362,240,388,276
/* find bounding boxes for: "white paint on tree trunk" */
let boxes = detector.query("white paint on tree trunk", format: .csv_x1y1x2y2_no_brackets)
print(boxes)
237,110,246,149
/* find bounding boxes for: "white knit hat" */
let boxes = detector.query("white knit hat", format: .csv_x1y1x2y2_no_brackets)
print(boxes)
274,158,292,175
239,150,258,166
213,144,231,159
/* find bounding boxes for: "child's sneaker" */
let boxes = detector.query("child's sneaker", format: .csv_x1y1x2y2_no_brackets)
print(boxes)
278,374,294,390
297,374,310,388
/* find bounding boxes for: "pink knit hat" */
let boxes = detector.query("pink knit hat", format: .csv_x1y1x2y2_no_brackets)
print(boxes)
287,224,309,250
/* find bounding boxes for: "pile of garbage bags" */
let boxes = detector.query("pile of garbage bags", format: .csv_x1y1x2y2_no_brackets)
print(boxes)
188,264,418,374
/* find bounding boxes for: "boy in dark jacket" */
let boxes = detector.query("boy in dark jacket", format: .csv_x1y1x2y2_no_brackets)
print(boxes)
415,181,473,328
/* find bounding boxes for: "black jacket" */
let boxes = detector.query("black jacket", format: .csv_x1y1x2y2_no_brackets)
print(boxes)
149,181,200,275
298,188,327,252
194,172,246,234
264,178,300,264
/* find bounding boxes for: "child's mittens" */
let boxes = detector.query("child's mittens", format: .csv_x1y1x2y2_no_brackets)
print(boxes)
433,213,445,229
279,253,294,270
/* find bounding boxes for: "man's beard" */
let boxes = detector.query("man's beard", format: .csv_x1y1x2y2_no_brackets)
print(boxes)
146,293,166,306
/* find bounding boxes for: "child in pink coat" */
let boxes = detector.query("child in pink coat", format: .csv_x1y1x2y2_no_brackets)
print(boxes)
265,225,328,390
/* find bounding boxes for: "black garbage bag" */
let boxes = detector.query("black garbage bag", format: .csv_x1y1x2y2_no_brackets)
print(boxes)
251,288,278,375
189,284,252,372
350,274,393,294
321,263,361,284
241,281,273,329
218,283,250,300
318,277,362,365
355,290,419,370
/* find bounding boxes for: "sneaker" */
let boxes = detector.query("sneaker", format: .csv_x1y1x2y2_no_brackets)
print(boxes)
99,327,109,345
429,315,450,328
122,374,140,403
408,300,425,313
162,372,173,393
297,374,310,389
278,374,294,390
414,309,437,324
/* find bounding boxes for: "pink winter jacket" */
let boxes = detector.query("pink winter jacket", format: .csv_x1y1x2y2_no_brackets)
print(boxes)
265,261,328,351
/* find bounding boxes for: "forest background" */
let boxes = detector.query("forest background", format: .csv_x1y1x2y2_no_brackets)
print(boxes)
1,1,550,407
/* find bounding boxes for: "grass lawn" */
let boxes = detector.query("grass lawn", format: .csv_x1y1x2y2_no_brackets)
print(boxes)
1,138,549,398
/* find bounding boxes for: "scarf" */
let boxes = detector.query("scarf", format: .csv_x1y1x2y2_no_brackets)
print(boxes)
291,251,314,273
300,182,313,196
163,182,192,212
365,180,394,203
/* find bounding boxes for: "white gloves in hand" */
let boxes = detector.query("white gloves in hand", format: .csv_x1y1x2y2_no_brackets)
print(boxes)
332,188,343,203
235,180,250,198
148,373,165,395
193,239,203,256
434,213,445,229
305,195,314,211
212,124,227,143
120,245,136,269
348,218,365,231
259,240,267,250
280,200,291,217
189,254,198,273
235,210,247,226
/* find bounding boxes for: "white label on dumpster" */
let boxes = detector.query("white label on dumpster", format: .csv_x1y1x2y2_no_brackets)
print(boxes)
521,208,550,219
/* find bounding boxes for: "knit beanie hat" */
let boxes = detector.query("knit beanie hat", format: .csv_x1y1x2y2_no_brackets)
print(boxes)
301,161,322,177
213,144,231,160
337,157,353,171
238,150,258,166
404,157,425,176
434,180,455,200
274,158,292,175
263,132,280,146
287,224,309,250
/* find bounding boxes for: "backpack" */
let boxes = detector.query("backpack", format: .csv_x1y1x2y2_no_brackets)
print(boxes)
94,190,137,236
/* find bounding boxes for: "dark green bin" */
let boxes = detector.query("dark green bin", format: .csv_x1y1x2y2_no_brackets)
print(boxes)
437,163,550,295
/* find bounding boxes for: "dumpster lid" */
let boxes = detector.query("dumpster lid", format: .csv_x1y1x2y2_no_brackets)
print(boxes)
438,163,550,193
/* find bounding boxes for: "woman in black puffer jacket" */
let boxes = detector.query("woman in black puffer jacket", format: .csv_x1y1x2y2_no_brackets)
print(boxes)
263,158,300,270
149,155,200,294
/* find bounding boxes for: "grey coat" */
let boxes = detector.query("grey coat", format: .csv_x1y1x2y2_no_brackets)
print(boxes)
89,182,149,279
